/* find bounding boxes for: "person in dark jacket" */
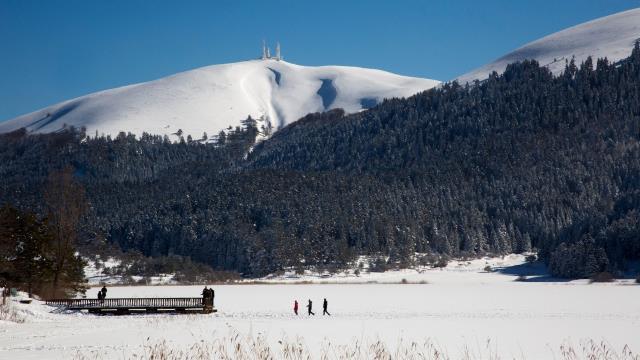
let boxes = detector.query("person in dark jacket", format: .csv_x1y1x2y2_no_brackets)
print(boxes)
322,298,330,316
306,299,315,316
209,288,215,306
100,285,107,299
201,286,209,305
293,300,299,315
97,290,103,303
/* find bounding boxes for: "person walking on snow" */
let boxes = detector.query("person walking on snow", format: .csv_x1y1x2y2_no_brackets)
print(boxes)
307,299,315,315
322,298,331,316
293,300,299,315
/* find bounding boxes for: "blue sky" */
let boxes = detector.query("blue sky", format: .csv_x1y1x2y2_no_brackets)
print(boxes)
1,0,639,121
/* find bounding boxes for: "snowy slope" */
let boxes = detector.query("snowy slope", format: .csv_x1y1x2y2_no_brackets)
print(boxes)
457,8,640,83
0,60,439,139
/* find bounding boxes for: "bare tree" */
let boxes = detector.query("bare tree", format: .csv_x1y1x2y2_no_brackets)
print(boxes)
44,166,87,297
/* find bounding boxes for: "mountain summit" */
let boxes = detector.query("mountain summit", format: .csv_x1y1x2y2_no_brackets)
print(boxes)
0,59,439,139
457,8,640,83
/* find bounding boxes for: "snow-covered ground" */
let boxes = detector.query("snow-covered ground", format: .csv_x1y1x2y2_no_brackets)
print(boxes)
0,59,439,139
256,254,555,284
1,255,639,359
456,8,640,83
83,257,125,285
83,257,177,286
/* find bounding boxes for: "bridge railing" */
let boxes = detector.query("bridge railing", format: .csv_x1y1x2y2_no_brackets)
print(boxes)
46,297,208,309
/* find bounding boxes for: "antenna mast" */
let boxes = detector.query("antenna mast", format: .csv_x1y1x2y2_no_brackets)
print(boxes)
262,40,267,60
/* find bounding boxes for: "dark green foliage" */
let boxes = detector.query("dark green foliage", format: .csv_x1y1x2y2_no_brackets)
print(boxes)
549,237,609,278
0,205,53,296
0,205,85,297
590,271,614,283
417,253,448,268
1,47,640,278
368,256,388,272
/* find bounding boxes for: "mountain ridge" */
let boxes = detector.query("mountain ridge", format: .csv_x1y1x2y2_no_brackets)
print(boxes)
456,8,640,83
0,59,440,139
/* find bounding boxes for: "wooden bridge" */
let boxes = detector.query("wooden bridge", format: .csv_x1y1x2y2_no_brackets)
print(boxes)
46,297,216,315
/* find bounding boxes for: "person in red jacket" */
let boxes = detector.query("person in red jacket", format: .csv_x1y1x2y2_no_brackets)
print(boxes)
293,300,299,315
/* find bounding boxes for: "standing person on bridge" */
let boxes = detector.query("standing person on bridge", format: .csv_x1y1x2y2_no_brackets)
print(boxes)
201,286,209,305
293,300,299,315
100,285,107,300
322,298,331,316
209,287,215,307
306,299,314,316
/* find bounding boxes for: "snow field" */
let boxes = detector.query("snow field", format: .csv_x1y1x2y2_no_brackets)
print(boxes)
1,257,639,359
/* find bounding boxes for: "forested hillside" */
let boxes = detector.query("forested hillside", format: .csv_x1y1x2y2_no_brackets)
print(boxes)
1,43,639,278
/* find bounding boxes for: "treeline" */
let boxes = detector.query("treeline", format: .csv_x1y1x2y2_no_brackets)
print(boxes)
90,251,240,284
1,44,640,278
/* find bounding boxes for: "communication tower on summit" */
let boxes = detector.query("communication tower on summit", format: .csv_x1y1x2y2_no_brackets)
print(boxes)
260,41,282,61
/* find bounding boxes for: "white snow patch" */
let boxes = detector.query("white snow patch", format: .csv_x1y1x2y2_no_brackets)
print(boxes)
456,8,640,83
0,60,440,139
257,254,539,284
83,257,176,286
83,257,123,285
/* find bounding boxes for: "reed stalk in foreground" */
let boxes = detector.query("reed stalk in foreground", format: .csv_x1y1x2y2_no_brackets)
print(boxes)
72,329,639,360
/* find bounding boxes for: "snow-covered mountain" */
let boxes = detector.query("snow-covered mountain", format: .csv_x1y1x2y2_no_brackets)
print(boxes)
0,60,439,139
456,8,640,83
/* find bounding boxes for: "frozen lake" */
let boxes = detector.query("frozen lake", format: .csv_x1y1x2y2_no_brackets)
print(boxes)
1,258,639,359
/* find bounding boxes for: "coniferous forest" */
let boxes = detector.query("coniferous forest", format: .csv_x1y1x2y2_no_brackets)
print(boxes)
1,44,640,279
